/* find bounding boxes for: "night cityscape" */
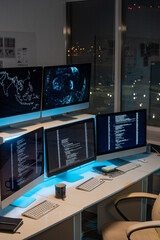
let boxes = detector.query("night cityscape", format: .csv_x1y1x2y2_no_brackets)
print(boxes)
67,0,160,125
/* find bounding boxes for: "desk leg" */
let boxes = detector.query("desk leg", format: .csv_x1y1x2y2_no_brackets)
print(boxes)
141,176,148,221
73,213,82,240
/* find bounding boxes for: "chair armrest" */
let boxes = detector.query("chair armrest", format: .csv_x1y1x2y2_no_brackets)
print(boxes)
114,192,158,221
126,220,160,240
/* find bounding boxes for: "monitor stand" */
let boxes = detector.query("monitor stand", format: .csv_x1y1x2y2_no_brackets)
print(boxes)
11,196,36,208
52,114,77,122
57,172,84,183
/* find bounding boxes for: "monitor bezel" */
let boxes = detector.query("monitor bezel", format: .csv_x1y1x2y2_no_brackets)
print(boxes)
41,63,91,118
1,174,44,209
45,118,96,178
96,109,147,162
0,127,44,209
0,66,43,128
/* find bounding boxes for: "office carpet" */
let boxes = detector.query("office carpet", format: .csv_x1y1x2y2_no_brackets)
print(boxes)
82,211,102,240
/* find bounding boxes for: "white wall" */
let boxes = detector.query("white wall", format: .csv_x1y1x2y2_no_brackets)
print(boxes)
0,0,67,66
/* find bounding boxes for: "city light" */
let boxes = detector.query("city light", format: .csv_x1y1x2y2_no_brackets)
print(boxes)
128,1,160,10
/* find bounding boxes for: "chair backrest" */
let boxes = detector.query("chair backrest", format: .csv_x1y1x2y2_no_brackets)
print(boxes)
152,194,160,236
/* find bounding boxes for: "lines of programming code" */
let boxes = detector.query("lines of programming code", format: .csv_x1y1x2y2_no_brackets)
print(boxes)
45,118,96,176
109,114,138,151
97,110,146,154
59,122,89,166
57,122,88,167
15,134,38,186
16,137,29,184
0,128,43,201
60,135,83,165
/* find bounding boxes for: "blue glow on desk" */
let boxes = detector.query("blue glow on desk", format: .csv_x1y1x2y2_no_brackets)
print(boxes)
10,154,151,208
11,196,36,208
44,160,96,183
57,172,84,182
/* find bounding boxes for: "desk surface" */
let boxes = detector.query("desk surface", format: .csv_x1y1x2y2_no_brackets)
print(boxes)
0,194,81,240
0,153,159,239
0,113,94,143
36,153,160,210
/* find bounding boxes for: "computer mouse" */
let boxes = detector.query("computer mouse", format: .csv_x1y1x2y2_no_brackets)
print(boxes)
139,158,148,163
100,176,113,180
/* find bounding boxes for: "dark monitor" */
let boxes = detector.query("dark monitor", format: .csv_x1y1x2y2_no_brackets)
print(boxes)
0,67,43,128
0,127,44,209
42,63,91,118
45,118,96,182
96,109,147,162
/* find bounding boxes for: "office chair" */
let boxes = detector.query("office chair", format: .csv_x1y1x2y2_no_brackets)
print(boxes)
102,192,160,240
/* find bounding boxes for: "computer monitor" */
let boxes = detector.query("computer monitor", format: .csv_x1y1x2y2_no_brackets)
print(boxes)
96,109,147,162
45,118,96,182
42,63,91,118
0,66,43,128
0,127,44,209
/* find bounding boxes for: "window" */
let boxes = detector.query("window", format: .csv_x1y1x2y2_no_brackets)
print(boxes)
66,0,115,115
121,0,160,127
66,0,160,130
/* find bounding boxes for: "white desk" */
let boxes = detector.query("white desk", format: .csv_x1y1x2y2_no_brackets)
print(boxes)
35,153,160,208
0,113,95,143
0,153,159,239
0,194,81,240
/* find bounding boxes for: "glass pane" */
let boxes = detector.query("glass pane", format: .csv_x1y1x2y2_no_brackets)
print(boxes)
122,0,160,126
66,0,115,115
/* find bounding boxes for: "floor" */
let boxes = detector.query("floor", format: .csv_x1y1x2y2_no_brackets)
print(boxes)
82,211,102,240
